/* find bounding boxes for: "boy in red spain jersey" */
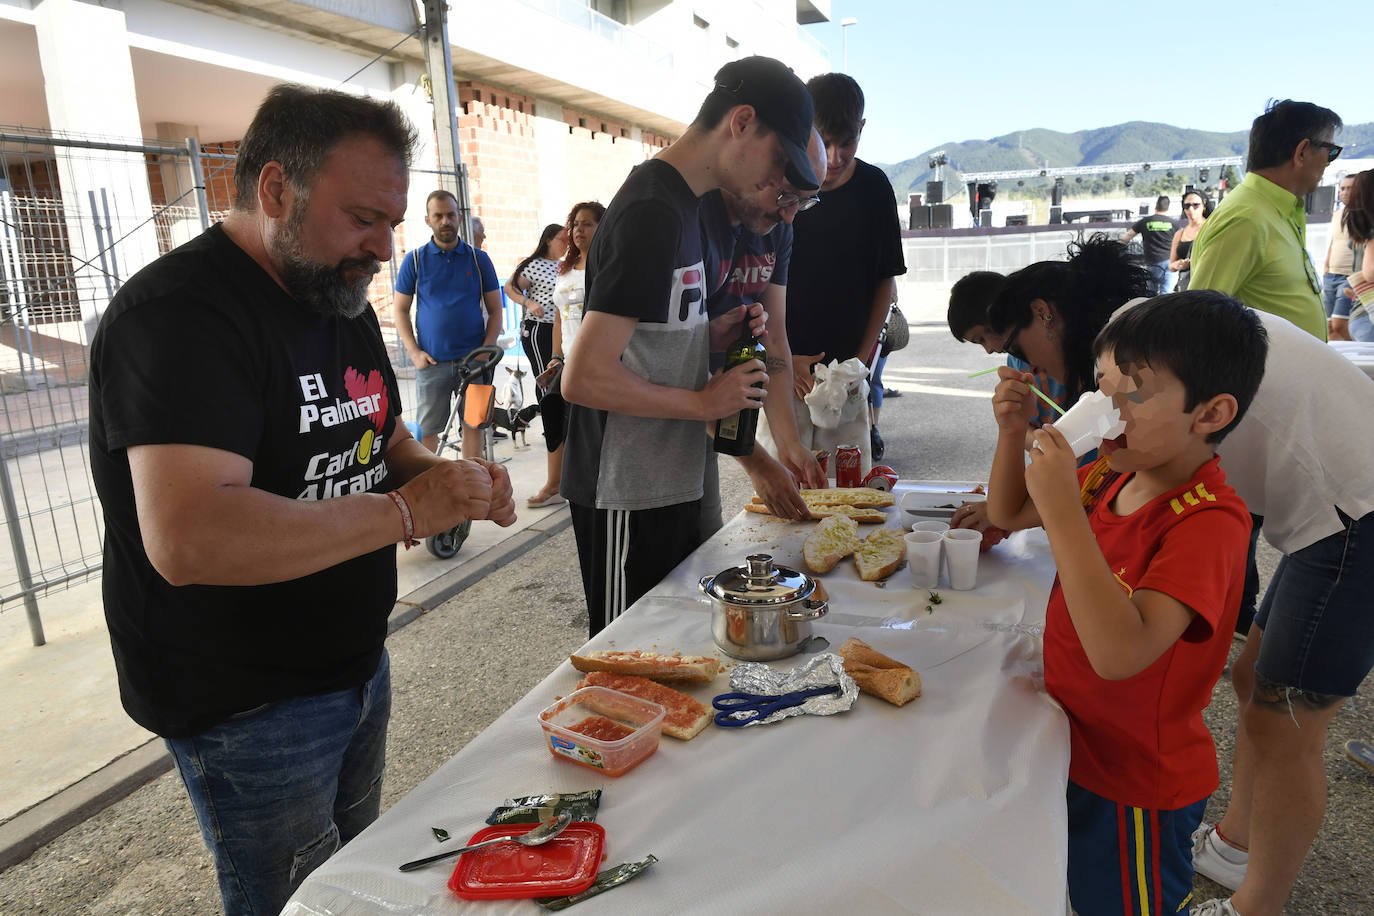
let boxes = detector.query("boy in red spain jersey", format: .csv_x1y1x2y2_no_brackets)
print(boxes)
986,291,1268,916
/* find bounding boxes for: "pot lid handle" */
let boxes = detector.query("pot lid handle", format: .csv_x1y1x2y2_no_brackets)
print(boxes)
745,554,777,583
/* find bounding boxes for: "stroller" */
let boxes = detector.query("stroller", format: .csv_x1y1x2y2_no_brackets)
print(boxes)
424,344,504,558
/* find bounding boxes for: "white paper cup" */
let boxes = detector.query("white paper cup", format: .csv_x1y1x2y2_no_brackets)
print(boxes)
943,528,983,590
904,531,943,588
910,519,950,535
1039,390,1126,459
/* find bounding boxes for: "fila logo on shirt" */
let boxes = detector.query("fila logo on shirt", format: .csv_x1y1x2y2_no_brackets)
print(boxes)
675,266,704,324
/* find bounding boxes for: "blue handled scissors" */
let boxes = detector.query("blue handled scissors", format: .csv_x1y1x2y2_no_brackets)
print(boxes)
712,685,841,727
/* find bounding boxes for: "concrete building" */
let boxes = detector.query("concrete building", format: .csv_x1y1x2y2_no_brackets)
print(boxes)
0,0,833,330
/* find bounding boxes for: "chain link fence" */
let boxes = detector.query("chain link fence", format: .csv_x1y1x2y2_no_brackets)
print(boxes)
0,128,447,645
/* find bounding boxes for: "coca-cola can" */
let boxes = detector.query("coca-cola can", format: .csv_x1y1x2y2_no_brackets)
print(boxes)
813,448,831,478
863,465,899,491
835,445,862,487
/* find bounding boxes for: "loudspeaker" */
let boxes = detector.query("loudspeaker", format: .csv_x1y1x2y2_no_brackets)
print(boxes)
1049,206,1063,225
930,204,953,229
1306,185,1335,223
909,205,931,230
1006,214,1028,227
926,181,944,204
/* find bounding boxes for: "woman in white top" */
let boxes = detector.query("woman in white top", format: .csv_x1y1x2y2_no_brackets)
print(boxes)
506,224,569,507
551,201,604,370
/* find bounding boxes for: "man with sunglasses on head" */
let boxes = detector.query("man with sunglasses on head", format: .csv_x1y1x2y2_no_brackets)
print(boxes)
1191,99,1343,340
694,127,830,537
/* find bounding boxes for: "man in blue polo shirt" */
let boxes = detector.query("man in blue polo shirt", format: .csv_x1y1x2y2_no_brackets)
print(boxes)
393,190,502,456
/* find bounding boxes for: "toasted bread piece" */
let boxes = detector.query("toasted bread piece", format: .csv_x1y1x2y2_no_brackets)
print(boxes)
744,503,885,523
569,650,719,684
838,638,922,706
752,487,895,509
844,661,923,706
803,515,859,574
576,672,711,740
853,528,906,581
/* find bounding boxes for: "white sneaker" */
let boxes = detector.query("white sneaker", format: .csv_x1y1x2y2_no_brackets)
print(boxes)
1191,823,1248,892
1192,898,1240,916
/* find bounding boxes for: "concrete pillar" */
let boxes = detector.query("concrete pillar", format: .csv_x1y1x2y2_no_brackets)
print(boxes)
154,122,202,250
533,98,568,228
389,62,438,256
33,0,160,342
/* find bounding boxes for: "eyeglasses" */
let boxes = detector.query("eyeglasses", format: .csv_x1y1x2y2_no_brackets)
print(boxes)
1308,139,1343,163
1004,324,1025,361
777,190,821,212
1182,203,1202,210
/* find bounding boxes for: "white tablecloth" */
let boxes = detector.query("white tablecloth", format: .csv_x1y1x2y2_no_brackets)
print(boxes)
284,486,1069,915
1330,340,1374,379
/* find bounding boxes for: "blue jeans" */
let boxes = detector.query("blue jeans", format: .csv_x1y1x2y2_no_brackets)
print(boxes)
166,651,392,916
1322,272,1353,319
1146,261,1173,296
1350,310,1374,342
1255,510,1374,697
415,349,486,436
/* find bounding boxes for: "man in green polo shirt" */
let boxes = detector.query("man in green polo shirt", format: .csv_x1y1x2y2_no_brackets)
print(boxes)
1190,99,1342,340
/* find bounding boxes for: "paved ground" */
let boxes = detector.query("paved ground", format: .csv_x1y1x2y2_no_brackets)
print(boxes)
1,321,1371,914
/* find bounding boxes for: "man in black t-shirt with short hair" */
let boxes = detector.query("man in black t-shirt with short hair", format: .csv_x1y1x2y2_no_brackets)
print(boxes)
89,84,515,916
1122,195,1180,295
560,56,819,636
772,72,907,473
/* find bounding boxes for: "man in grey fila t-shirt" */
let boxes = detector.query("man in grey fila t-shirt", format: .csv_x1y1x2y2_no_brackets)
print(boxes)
560,56,819,636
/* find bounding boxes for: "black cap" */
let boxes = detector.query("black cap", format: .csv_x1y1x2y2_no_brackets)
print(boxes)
711,56,818,191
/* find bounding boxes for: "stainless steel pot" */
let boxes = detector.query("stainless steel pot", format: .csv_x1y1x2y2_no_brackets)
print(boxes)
699,554,828,661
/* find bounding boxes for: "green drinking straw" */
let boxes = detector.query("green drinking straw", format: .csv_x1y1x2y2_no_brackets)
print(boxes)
1029,384,1067,416
967,366,1066,416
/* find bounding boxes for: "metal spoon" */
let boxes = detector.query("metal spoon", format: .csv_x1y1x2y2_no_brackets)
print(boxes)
398,810,574,872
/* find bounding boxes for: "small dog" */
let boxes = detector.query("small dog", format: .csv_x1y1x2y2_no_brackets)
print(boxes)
492,403,540,448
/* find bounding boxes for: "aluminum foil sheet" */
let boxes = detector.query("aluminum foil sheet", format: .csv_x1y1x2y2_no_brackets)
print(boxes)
725,653,858,726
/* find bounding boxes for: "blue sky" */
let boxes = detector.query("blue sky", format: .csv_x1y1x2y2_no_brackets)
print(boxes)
804,0,1368,165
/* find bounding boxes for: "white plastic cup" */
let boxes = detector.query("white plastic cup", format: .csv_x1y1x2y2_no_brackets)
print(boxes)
943,528,983,590
910,519,950,535
904,531,943,588
1039,390,1126,459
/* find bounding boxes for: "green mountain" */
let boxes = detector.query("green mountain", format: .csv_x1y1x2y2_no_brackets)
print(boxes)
880,120,1374,201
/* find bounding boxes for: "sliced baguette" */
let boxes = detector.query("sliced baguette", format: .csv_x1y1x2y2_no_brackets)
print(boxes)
744,503,886,523
569,650,719,684
803,515,859,574
751,487,895,508
576,672,711,740
853,528,907,581
837,637,922,706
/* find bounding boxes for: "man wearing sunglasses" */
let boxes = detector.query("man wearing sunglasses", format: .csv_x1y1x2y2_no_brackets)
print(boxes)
695,128,830,537
1190,99,1343,341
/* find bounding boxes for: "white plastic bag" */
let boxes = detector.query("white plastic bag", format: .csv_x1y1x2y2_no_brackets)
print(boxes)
804,358,870,429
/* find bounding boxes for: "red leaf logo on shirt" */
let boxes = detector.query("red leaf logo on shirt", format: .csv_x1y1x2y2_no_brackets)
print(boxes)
344,367,389,432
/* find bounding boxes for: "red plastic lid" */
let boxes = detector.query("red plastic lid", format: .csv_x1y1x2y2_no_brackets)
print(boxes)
448,821,605,900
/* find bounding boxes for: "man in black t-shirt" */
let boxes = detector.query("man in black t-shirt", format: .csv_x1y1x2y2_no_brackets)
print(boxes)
775,73,907,473
560,56,819,636
1122,196,1180,294
88,85,515,916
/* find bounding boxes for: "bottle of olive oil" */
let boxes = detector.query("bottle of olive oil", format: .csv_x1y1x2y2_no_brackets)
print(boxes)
714,328,764,456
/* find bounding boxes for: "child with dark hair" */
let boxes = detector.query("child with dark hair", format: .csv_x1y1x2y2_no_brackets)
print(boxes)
986,290,1268,916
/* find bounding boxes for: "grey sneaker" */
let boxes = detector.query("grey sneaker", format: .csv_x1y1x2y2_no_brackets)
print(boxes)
1192,824,1247,892
1191,898,1240,916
